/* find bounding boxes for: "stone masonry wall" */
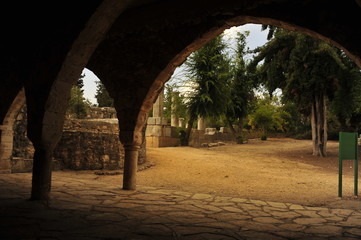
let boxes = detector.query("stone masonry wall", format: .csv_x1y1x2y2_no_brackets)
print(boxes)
12,107,146,172
54,119,124,170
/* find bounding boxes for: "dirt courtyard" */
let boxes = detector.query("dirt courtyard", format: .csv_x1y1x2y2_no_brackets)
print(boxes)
129,138,360,209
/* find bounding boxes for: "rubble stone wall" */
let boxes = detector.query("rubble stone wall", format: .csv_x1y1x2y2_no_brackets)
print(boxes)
12,107,146,172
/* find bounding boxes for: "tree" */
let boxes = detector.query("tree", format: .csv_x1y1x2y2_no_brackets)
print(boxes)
76,73,85,90
95,81,114,107
248,95,290,139
68,74,90,119
249,28,361,156
183,35,232,145
226,31,256,135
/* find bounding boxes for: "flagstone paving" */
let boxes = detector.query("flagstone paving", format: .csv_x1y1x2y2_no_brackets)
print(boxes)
0,172,360,240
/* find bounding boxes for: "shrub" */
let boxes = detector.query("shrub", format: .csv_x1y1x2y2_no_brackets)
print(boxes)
236,134,244,144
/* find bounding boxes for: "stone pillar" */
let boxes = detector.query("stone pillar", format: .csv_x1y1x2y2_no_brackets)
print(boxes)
171,91,179,127
0,125,13,173
122,145,139,190
197,117,205,130
179,118,185,128
119,129,143,190
31,146,54,200
153,88,164,118
26,93,67,201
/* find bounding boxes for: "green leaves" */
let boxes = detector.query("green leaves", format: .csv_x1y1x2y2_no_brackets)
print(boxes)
95,81,114,107
185,35,231,119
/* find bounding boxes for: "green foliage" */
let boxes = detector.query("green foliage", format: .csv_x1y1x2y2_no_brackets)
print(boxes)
68,86,90,119
248,96,291,135
164,84,188,122
95,81,114,107
249,27,361,135
226,31,257,131
175,127,187,146
185,35,232,119
280,101,309,135
76,74,85,90
236,133,245,144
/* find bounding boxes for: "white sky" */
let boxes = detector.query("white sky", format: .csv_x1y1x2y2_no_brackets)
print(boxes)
82,24,269,105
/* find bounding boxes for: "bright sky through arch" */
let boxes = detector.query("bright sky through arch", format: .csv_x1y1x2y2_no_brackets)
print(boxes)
82,24,269,105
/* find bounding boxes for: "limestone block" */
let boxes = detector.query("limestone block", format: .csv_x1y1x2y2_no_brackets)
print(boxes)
147,117,156,125
164,126,172,137
146,125,165,137
219,127,227,133
0,160,11,171
178,118,185,128
158,136,180,147
11,158,33,173
170,126,179,138
197,117,205,130
205,128,217,135
154,117,162,125
149,117,168,125
171,115,179,127
161,118,168,125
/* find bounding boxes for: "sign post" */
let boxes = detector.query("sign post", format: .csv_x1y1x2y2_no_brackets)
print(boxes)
338,132,358,197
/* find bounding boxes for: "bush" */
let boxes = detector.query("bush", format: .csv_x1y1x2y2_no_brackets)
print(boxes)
236,134,244,144
178,129,187,146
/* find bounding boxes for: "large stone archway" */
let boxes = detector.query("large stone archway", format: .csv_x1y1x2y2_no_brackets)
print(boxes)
0,0,360,201
23,1,132,200
87,0,361,192
0,89,26,173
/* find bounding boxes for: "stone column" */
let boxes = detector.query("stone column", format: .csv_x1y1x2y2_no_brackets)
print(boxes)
31,146,54,200
197,117,205,130
153,88,164,118
122,145,139,190
179,118,185,128
171,91,179,127
119,129,143,190
26,91,67,201
0,125,13,173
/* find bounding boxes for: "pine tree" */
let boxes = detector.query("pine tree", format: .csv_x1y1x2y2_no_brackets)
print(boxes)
95,81,114,107
183,35,232,145
249,28,361,156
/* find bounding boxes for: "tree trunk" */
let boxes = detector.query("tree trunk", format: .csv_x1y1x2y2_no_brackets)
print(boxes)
322,93,328,156
311,100,318,155
238,117,244,134
227,117,236,135
184,115,196,146
311,92,327,157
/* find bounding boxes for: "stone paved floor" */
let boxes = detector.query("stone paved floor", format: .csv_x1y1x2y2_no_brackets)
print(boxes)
0,172,360,240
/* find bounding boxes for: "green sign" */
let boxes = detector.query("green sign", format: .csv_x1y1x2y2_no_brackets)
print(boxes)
338,132,358,197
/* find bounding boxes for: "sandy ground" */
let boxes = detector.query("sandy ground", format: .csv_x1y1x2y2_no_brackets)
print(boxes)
131,138,361,209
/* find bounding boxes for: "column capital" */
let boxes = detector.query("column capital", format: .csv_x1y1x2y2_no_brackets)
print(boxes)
119,130,143,147
123,145,141,151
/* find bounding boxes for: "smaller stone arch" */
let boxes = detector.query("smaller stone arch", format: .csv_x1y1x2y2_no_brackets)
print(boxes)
0,89,26,173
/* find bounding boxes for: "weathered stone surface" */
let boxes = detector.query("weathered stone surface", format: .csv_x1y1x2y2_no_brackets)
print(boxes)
54,119,125,170
12,112,147,172
305,225,343,236
293,217,327,225
1,171,361,239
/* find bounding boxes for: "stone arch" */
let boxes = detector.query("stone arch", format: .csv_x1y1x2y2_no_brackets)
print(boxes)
27,1,132,200
87,0,361,191
0,89,26,173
